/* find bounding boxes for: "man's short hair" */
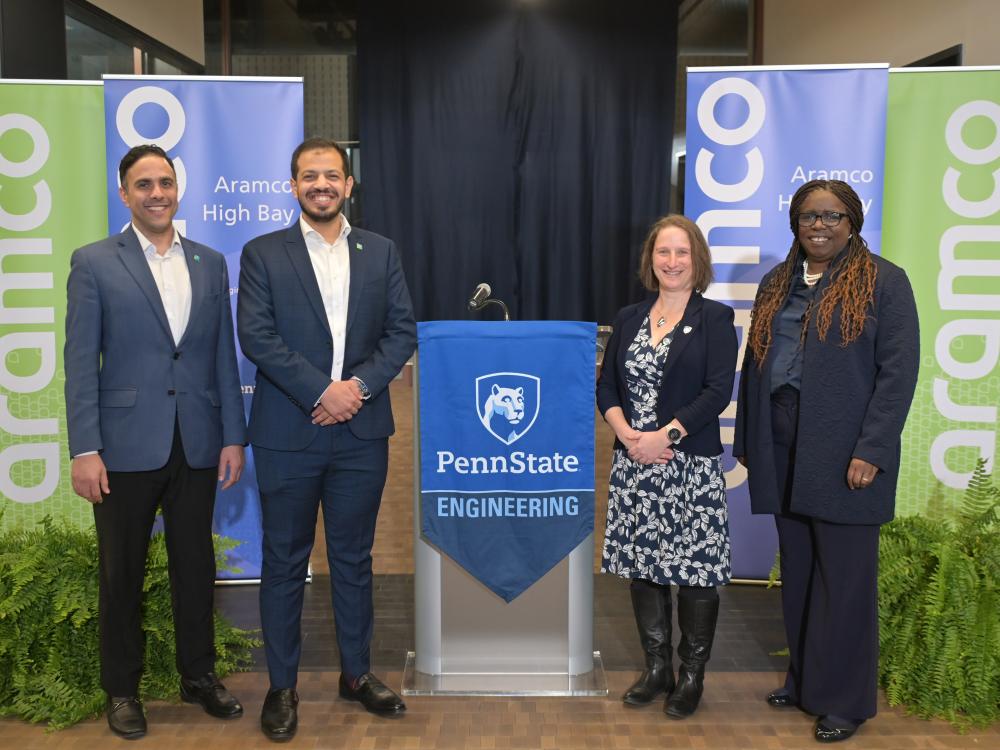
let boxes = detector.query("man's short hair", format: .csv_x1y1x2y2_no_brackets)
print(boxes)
290,137,352,180
118,144,174,187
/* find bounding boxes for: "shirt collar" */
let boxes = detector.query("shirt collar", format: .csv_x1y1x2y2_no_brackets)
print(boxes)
299,213,351,247
132,224,183,258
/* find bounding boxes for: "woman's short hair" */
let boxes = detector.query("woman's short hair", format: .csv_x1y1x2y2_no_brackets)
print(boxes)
638,214,714,293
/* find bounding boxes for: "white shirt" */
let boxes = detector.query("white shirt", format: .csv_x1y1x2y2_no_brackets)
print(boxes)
134,224,191,346
300,214,351,385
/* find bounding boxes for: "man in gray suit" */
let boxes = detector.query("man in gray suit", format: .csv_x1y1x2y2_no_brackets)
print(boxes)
238,138,416,741
65,144,248,739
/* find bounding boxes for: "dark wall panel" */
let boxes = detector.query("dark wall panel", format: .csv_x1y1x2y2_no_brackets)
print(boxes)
359,0,678,323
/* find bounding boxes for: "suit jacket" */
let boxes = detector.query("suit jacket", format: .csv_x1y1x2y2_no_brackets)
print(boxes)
64,230,247,472
597,292,737,457
236,223,416,449
733,253,920,525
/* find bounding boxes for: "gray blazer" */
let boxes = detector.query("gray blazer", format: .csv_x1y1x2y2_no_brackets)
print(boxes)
64,230,247,471
236,224,416,450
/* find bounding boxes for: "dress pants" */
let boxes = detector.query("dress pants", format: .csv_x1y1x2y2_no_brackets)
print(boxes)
770,385,880,720
255,422,388,689
92,422,219,696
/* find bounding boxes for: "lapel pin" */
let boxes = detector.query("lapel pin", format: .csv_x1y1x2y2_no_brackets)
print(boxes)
193,254,201,262
355,242,363,252
683,325,693,334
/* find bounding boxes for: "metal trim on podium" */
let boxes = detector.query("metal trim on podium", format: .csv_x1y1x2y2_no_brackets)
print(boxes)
401,353,607,696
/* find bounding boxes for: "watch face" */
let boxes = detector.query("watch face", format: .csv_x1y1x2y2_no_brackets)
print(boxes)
668,428,681,441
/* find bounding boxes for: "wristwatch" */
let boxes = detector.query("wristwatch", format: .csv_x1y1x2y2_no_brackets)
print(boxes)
352,376,371,400
667,427,682,444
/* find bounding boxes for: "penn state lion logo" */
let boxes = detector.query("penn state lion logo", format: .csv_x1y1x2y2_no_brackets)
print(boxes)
475,372,541,445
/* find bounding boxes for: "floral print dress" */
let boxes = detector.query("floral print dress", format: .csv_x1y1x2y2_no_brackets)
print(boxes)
601,316,731,587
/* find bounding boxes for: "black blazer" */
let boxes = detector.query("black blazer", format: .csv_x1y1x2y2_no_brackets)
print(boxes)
597,292,738,457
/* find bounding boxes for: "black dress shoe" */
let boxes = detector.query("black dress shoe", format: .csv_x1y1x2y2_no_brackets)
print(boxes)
106,696,146,740
261,688,298,742
814,716,862,743
180,672,244,719
339,673,406,715
766,689,797,708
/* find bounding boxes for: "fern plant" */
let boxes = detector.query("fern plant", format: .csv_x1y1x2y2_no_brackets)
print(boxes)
0,516,259,729
878,458,999,729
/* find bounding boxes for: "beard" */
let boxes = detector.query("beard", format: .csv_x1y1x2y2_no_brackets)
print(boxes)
298,189,345,224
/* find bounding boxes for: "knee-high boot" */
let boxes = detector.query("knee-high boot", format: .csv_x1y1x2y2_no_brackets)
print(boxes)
622,579,674,706
664,592,719,718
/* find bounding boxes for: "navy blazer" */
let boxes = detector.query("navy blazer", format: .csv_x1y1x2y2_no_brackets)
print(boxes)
237,223,416,450
734,254,919,525
597,292,738,457
64,230,247,471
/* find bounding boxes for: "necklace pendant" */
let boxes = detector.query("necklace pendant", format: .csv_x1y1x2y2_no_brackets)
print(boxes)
656,316,666,328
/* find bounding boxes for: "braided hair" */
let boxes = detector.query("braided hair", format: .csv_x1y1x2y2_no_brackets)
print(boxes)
747,179,877,367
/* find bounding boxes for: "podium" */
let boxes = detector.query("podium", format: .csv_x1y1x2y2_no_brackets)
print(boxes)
401,329,609,696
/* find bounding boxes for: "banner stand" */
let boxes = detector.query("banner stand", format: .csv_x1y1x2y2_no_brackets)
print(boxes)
402,355,607,696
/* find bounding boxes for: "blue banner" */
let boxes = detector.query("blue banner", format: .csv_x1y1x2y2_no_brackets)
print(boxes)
419,321,596,602
103,76,304,579
684,64,889,578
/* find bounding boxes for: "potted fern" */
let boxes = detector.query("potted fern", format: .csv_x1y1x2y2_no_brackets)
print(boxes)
0,517,258,729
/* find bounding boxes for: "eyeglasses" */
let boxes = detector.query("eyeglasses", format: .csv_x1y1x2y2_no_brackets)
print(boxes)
797,211,848,227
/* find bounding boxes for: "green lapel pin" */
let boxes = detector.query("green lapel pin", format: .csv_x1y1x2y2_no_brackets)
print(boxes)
355,241,363,252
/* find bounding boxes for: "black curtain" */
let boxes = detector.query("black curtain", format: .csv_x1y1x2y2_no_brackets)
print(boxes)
358,0,678,324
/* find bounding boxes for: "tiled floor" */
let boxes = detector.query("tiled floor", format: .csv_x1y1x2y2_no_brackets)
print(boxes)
4,380,996,748
4,669,997,749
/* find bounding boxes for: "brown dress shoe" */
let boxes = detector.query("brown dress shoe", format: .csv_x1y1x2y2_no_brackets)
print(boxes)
106,696,146,739
339,673,406,715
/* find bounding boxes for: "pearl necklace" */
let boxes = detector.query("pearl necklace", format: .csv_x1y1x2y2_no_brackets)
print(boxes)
802,260,823,287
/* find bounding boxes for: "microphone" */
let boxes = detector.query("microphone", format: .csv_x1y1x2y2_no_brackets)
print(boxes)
467,282,491,310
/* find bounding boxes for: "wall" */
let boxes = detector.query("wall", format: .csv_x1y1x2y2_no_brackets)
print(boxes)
89,0,205,65
762,0,998,66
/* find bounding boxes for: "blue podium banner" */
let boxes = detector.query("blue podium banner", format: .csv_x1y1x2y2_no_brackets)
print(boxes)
685,64,889,578
418,321,596,602
102,75,304,579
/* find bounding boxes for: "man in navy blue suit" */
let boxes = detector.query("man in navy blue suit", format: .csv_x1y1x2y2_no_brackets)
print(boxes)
65,145,248,739
237,138,416,741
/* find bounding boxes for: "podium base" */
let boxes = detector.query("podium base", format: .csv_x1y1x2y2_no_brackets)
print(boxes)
400,651,608,696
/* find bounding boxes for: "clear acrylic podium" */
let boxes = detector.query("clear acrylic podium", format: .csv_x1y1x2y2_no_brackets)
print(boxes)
400,354,608,696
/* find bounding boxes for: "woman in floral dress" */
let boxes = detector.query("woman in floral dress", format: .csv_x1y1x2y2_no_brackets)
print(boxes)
596,214,737,719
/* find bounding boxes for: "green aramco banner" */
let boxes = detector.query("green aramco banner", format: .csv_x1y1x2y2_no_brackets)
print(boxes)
0,81,107,530
883,68,1000,517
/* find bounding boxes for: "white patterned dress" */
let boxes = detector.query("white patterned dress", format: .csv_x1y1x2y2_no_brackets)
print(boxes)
601,317,731,586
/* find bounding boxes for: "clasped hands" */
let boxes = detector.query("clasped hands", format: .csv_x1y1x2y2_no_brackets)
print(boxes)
619,426,675,464
312,379,364,425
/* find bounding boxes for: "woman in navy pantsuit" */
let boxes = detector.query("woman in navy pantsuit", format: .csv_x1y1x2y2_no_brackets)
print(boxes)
734,180,919,743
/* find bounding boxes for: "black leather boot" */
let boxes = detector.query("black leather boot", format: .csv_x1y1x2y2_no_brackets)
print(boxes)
664,593,719,719
622,579,674,706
